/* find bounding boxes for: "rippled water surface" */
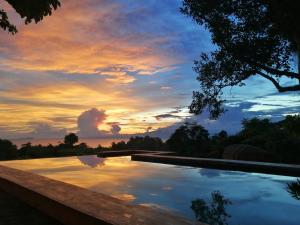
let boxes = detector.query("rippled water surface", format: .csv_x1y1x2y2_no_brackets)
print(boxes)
1,156,299,225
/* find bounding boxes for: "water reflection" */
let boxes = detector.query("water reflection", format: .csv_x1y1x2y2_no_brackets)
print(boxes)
191,191,231,225
287,179,300,200
1,156,300,225
77,155,106,168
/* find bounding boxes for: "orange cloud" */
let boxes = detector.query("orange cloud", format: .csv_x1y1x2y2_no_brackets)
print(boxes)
0,0,190,137
0,0,179,83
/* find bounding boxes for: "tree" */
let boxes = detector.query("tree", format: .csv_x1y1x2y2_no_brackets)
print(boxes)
64,133,78,146
279,115,300,137
166,123,209,156
287,179,300,201
1,0,61,34
191,191,232,225
111,136,165,151
240,118,274,138
181,0,300,119
0,139,17,160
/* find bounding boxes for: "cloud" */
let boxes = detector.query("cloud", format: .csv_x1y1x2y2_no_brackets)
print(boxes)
77,155,106,168
155,113,182,121
0,0,299,140
0,0,180,83
77,108,108,138
160,86,172,91
110,124,121,135
29,122,67,138
146,126,152,133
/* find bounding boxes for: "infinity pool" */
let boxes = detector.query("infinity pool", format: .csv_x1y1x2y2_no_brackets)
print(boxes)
1,155,300,225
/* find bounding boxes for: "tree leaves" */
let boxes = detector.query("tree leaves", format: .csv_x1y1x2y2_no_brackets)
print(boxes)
1,0,61,34
182,0,300,118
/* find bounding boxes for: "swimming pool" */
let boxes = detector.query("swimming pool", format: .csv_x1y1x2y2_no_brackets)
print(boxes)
1,155,299,225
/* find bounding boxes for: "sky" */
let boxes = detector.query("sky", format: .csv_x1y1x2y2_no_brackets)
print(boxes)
0,0,299,139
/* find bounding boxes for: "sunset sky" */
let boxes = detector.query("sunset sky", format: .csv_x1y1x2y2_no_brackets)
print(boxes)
0,0,299,139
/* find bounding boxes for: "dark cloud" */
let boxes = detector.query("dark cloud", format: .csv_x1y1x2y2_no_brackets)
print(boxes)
111,124,121,135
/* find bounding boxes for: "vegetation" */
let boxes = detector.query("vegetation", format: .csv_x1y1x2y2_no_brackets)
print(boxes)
287,179,300,201
111,136,165,151
0,139,17,160
191,191,231,225
166,115,300,164
1,0,61,34
64,133,79,146
181,0,300,119
0,115,300,164
166,123,209,157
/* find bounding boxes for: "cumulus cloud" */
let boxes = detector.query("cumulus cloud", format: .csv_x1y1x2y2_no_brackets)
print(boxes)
110,124,121,135
77,155,106,168
77,108,108,138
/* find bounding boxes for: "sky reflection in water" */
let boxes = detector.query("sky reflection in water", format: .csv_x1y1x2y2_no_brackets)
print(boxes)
1,156,300,225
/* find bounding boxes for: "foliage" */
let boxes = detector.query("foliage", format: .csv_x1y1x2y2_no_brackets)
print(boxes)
112,136,165,151
166,123,209,156
0,139,17,160
191,191,232,225
64,133,79,146
1,0,61,34
237,116,300,163
279,115,300,137
1,115,300,164
287,179,300,201
181,0,300,119
240,118,275,138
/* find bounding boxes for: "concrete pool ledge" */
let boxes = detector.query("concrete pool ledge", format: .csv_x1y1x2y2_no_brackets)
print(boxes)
99,150,300,176
131,153,300,177
0,165,197,225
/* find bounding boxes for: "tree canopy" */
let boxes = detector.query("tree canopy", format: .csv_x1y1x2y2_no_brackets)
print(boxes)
181,0,300,119
166,122,210,156
1,0,60,34
64,133,79,146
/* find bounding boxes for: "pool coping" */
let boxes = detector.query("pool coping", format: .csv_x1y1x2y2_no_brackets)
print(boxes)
99,150,300,177
0,165,198,225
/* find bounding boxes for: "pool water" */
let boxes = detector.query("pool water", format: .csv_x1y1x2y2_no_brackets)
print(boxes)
1,156,300,225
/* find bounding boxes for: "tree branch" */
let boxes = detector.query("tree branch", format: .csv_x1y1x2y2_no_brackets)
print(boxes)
256,64,300,79
257,71,300,92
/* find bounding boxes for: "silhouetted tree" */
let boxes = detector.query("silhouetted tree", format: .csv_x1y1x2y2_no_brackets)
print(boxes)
181,0,300,118
64,133,78,146
279,115,300,137
166,123,209,156
287,179,300,200
76,143,89,150
1,0,61,34
111,141,127,150
240,118,274,139
191,191,232,225
127,136,165,150
111,136,165,151
0,139,17,160
210,130,229,156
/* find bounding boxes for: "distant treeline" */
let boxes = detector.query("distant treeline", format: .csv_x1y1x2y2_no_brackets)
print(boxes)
1,115,300,164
